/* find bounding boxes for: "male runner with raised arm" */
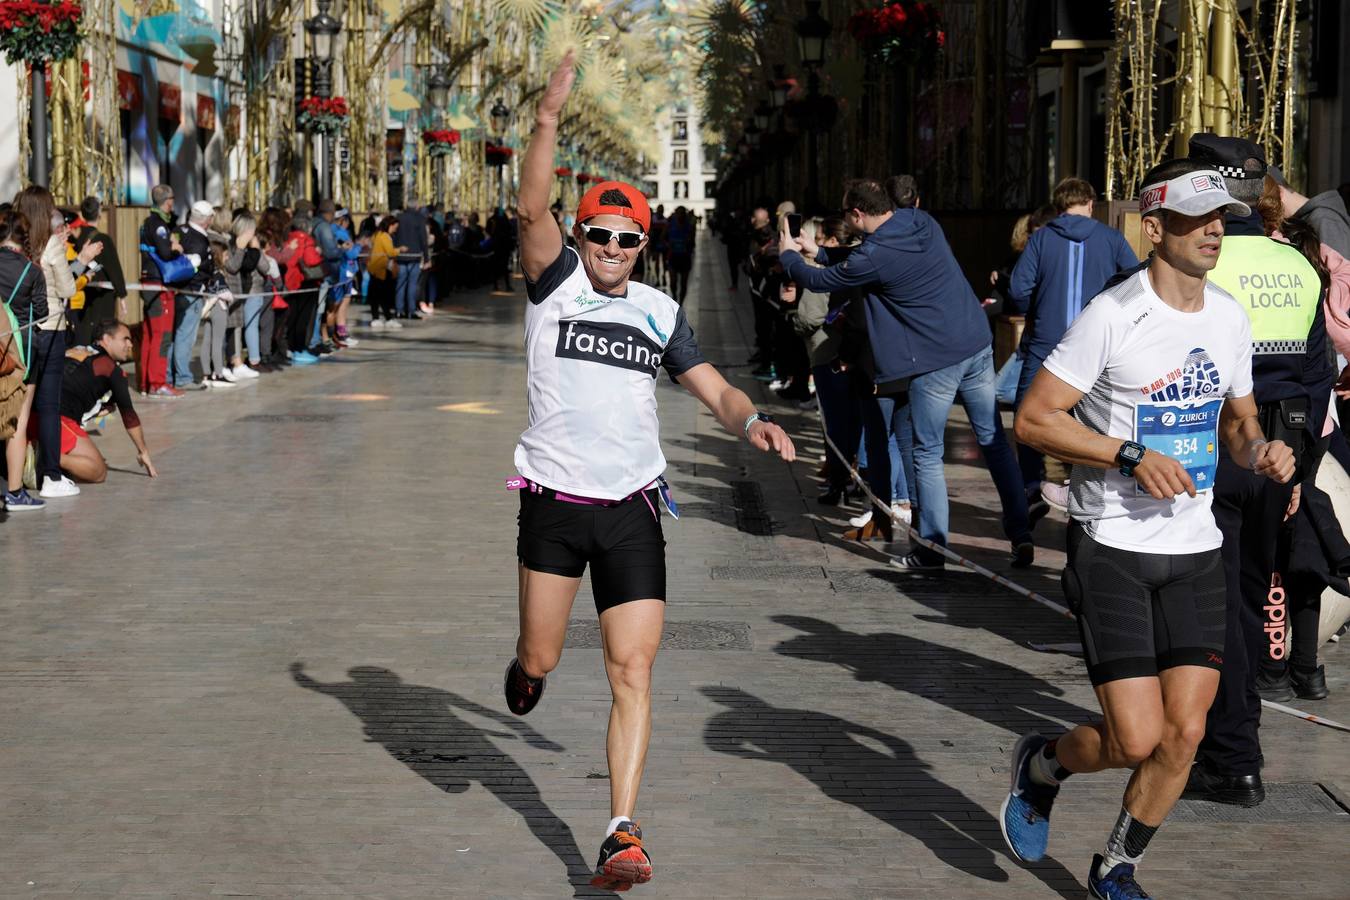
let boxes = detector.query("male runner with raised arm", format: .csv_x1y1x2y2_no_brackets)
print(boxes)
1001,159,1295,899
503,52,795,893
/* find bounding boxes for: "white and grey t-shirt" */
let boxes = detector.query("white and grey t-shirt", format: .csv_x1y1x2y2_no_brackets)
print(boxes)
1043,269,1254,554
514,248,707,500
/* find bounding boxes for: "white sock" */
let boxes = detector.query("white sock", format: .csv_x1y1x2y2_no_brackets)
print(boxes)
605,815,632,841
1028,746,1061,787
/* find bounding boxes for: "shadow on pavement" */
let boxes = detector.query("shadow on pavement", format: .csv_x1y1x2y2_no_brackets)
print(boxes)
290,663,609,898
771,616,1094,738
700,687,1083,896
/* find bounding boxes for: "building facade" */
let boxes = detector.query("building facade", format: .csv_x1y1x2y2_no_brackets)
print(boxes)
645,104,716,221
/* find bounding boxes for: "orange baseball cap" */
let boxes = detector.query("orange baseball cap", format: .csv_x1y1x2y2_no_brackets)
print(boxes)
576,181,651,233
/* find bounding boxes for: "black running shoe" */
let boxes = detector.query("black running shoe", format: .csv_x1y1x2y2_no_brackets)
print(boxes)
1255,666,1295,702
590,820,652,891
504,658,545,716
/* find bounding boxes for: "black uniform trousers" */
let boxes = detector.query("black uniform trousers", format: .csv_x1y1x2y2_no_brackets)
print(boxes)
1196,453,1294,776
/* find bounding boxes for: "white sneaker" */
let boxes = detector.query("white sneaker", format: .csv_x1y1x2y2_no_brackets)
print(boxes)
207,375,237,389
848,509,873,528
891,502,913,526
40,475,80,498
218,368,239,383
386,318,404,330
231,364,259,380
342,336,360,347
369,318,386,330
1041,480,1070,512
768,379,787,391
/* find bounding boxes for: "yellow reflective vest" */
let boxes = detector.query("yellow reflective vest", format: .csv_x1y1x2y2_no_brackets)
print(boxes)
1208,234,1320,355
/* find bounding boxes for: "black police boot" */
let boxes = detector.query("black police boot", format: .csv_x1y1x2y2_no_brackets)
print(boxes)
1292,665,1329,701
1183,761,1265,808
1255,666,1295,703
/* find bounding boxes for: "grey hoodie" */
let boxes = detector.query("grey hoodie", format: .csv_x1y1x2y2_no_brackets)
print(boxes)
1295,190,1350,259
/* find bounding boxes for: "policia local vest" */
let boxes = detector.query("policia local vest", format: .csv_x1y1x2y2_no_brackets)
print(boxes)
1209,235,1320,357
1208,233,1324,467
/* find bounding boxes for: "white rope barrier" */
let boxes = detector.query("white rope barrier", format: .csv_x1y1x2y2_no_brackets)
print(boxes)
812,401,1350,733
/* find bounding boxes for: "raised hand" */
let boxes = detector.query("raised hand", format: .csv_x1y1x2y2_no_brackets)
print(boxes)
536,50,576,124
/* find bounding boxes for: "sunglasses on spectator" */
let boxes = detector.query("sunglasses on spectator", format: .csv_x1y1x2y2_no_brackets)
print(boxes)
580,224,645,249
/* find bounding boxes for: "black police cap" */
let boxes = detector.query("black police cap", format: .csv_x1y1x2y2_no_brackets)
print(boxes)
1187,133,1267,180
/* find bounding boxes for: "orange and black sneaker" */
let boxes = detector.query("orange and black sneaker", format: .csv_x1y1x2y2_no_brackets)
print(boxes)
503,658,545,716
589,820,652,891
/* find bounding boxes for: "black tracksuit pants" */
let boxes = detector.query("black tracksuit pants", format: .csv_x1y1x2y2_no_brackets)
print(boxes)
1197,453,1295,776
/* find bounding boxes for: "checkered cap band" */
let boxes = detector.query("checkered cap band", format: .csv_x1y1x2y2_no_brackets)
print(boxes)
1215,164,1260,180
1253,339,1307,355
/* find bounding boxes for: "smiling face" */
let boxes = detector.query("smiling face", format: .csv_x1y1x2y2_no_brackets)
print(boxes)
1145,209,1226,278
572,213,647,293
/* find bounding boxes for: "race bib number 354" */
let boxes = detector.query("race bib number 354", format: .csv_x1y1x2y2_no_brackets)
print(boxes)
1133,398,1223,495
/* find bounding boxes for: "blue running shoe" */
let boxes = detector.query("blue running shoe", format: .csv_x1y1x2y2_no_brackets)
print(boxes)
1000,732,1059,863
291,350,320,366
1088,854,1152,899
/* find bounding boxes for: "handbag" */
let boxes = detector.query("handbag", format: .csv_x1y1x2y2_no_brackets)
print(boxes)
139,243,197,285
1,260,33,374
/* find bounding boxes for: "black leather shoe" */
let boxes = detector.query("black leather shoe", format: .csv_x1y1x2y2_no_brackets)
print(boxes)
817,485,844,506
1255,666,1295,702
1293,665,1329,700
1183,763,1265,807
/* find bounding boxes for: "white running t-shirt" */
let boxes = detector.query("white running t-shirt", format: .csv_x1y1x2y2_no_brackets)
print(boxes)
1043,269,1254,554
514,248,706,500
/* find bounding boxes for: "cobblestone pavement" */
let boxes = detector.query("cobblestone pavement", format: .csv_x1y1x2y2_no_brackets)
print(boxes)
3,249,1348,899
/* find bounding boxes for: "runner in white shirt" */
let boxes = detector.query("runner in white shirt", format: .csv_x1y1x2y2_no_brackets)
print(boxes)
999,159,1295,900
504,52,795,894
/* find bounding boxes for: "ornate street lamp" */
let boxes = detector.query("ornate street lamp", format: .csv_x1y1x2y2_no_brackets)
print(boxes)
796,1,832,213
489,98,511,208
304,0,342,198
753,102,772,133
427,67,451,111
490,98,511,139
770,65,790,110
796,1,831,69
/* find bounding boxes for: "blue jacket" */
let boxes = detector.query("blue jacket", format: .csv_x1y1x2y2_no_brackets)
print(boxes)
1008,213,1137,359
781,208,990,383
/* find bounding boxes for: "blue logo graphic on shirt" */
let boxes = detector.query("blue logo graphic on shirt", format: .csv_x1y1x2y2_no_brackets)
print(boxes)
646,313,668,343
1147,347,1222,402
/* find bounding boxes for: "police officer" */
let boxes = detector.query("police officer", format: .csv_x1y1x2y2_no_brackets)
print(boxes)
1182,134,1337,807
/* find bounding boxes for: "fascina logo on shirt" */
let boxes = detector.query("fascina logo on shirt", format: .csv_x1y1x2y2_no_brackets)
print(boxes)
556,319,664,377
1141,347,1222,403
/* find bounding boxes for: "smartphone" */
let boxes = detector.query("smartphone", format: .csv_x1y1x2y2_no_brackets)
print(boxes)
787,213,803,238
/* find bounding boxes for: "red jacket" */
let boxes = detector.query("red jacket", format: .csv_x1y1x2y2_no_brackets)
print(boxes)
275,227,323,293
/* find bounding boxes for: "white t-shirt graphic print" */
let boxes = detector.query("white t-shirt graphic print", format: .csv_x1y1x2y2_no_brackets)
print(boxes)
514,248,706,500
1043,269,1254,554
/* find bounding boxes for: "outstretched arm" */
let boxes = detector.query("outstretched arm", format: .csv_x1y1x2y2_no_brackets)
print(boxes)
518,52,576,281
676,363,796,461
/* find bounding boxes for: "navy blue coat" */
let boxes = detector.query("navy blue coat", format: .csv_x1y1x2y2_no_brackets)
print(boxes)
781,208,990,383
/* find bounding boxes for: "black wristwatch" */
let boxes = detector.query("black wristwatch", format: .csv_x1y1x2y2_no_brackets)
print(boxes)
1116,440,1146,477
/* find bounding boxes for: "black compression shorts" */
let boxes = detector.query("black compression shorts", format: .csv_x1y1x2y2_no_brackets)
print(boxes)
1063,522,1227,686
517,488,666,614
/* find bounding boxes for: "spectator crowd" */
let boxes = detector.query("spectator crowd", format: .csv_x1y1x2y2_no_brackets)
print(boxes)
0,184,521,512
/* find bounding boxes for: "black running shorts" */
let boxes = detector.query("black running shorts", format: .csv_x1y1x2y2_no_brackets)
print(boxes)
517,488,667,614
1063,522,1227,686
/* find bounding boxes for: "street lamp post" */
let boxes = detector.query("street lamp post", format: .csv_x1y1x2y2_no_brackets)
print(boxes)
426,65,451,202
490,97,510,209
305,0,342,199
796,1,831,214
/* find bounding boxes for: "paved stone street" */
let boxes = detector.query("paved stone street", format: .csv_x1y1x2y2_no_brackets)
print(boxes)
3,251,1349,899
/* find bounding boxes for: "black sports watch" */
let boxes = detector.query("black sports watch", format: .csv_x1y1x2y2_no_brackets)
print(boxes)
1116,440,1147,477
